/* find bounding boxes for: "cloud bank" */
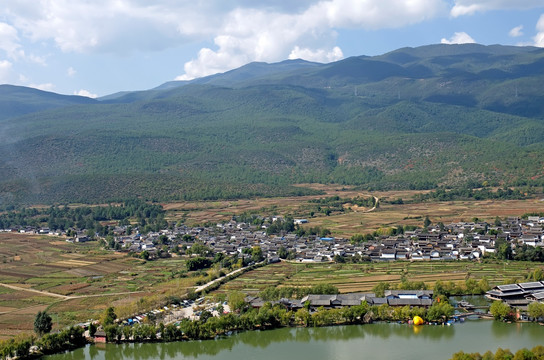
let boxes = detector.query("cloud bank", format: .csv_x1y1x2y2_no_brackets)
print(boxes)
451,0,544,17
1,0,544,87
2,0,448,81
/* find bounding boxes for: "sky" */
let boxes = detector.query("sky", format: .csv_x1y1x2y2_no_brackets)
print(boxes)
1,0,543,98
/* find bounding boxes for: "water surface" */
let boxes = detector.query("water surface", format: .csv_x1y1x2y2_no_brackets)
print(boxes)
45,320,544,360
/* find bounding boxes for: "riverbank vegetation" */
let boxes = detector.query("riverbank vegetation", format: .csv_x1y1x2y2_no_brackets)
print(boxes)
450,346,544,360
96,295,454,344
0,326,85,359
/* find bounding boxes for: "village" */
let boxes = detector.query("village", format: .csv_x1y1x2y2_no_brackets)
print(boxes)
3,215,544,263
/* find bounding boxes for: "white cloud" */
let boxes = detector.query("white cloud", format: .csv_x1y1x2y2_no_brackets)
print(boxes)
451,0,544,17
9,0,542,84
535,14,544,47
509,25,524,38
289,46,344,63
2,0,450,80
177,0,448,79
74,89,97,98
67,67,76,77
0,22,21,58
0,21,47,66
4,1,218,54
441,32,476,44
0,60,13,83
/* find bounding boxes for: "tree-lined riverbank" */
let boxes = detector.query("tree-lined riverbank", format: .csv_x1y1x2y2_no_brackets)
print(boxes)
43,321,544,360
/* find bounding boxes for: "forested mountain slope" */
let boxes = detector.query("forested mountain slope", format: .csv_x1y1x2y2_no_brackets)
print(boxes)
1,44,543,205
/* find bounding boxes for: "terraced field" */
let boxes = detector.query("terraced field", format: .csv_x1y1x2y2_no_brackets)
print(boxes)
212,260,537,295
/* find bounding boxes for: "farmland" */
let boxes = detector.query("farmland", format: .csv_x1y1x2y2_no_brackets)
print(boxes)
0,233,200,340
213,260,537,295
165,186,544,238
0,188,543,339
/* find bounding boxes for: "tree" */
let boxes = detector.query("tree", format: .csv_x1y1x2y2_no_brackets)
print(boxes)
278,246,288,259
423,216,431,228
251,246,264,263
186,257,212,271
495,239,513,260
199,310,213,323
528,301,544,319
101,307,117,326
34,311,53,336
372,282,390,297
490,301,511,321
426,301,454,322
139,250,150,260
295,308,311,327
227,291,247,313
104,324,120,343
89,322,97,337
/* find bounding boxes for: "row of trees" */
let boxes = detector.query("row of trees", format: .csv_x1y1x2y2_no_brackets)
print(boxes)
451,346,544,360
414,186,528,202
307,195,376,216
490,300,544,322
100,295,455,345
370,278,491,298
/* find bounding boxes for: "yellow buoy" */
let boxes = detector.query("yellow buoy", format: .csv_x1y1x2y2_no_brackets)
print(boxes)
413,316,424,326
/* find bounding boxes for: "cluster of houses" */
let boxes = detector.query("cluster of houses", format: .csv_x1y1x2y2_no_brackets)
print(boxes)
486,281,544,310
245,290,434,310
2,216,544,263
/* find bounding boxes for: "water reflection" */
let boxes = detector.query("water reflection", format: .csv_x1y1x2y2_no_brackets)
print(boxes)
46,323,455,360
45,321,544,360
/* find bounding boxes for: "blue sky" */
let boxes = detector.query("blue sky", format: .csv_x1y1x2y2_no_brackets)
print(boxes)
1,0,543,97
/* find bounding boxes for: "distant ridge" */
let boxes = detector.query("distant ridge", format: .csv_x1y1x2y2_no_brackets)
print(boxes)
1,43,544,205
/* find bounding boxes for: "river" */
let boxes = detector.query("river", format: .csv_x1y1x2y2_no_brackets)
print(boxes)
44,320,544,360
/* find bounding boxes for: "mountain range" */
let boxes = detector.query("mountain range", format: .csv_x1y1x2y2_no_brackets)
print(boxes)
1,43,544,205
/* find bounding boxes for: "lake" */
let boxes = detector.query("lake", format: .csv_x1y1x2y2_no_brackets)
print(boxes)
44,320,544,360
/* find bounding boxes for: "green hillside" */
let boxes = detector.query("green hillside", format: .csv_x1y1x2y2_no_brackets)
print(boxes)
0,84,97,121
1,44,544,205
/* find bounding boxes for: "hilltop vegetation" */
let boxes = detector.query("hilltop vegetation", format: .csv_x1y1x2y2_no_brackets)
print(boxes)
1,44,544,205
